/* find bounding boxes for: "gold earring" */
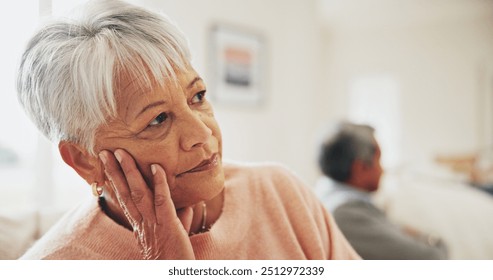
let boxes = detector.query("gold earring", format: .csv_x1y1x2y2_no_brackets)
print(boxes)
91,182,103,197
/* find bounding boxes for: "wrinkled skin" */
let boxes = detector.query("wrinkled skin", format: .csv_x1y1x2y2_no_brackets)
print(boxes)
93,67,225,259
100,149,195,259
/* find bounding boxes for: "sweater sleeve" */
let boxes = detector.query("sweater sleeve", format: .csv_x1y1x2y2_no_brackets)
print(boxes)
269,164,361,260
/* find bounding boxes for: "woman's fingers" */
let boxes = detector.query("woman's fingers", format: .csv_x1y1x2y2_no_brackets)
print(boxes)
99,150,143,226
176,207,194,234
113,149,155,222
100,151,195,259
151,164,180,226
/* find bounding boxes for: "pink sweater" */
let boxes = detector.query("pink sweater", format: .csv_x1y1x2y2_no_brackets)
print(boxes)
21,162,360,259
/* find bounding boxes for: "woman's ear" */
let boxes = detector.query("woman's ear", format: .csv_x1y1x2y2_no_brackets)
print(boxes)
58,141,104,185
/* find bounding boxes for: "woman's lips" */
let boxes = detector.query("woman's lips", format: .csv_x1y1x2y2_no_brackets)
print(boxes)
179,153,219,176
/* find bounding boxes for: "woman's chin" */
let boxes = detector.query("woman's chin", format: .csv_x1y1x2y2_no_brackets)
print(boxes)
172,169,225,209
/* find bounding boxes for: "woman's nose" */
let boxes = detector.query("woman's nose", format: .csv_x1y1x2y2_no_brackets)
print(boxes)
179,112,212,151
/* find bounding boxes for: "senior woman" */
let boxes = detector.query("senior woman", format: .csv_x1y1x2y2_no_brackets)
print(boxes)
16,0,359,260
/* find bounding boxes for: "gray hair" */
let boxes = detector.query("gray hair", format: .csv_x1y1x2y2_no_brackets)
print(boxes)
17,0,191,154
318,121,377,182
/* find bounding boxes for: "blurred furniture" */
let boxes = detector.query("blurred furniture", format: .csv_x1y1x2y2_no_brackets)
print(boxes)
0,209,63,259
376,159,493,259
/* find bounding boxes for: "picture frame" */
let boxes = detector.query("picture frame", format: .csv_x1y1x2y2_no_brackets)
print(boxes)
208,24,266,106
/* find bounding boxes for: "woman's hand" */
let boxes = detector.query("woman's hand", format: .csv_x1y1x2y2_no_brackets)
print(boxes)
99,149,195,260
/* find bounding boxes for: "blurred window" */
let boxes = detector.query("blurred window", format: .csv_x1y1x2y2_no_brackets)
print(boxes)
0,2,40,165
348,74,401,169
0,0,89,214
0,1,42,213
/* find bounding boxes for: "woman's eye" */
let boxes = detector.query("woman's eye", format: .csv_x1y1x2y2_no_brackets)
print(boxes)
191,90,206,104
148,112,168,127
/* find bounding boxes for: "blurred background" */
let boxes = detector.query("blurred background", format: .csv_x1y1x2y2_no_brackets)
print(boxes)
1,0,493,259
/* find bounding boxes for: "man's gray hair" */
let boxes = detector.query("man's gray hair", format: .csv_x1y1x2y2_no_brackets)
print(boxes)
17,0,191,154
318,121,377,182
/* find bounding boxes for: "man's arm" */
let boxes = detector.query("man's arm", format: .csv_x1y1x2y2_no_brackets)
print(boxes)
333,201,448,260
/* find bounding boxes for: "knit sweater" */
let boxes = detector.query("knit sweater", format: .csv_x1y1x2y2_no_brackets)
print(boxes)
21,162,360,260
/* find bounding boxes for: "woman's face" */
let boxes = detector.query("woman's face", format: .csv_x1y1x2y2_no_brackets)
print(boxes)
94,67,224,209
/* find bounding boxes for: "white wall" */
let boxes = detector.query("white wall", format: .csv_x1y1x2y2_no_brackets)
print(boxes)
6,0,493,213
3,0,324,213
318,4,493,166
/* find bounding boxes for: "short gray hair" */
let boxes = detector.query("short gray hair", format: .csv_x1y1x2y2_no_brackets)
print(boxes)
318,121,377,182
17,0,191,154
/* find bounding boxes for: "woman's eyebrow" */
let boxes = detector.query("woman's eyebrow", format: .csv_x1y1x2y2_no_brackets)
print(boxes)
187,76,203,90
131,77,202,121
135,100,166,120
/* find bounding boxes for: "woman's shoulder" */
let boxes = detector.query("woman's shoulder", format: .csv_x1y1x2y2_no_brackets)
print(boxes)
19,199,97,259
222,159,311,200
223,159,297,178
20,198,138,259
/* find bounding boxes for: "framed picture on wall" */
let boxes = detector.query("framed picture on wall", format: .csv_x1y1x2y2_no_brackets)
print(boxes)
208,24,266,106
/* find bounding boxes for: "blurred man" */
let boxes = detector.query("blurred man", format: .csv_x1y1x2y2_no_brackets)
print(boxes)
315,121,447,259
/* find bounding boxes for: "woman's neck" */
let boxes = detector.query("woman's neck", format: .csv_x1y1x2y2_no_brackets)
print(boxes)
189,189,224,235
